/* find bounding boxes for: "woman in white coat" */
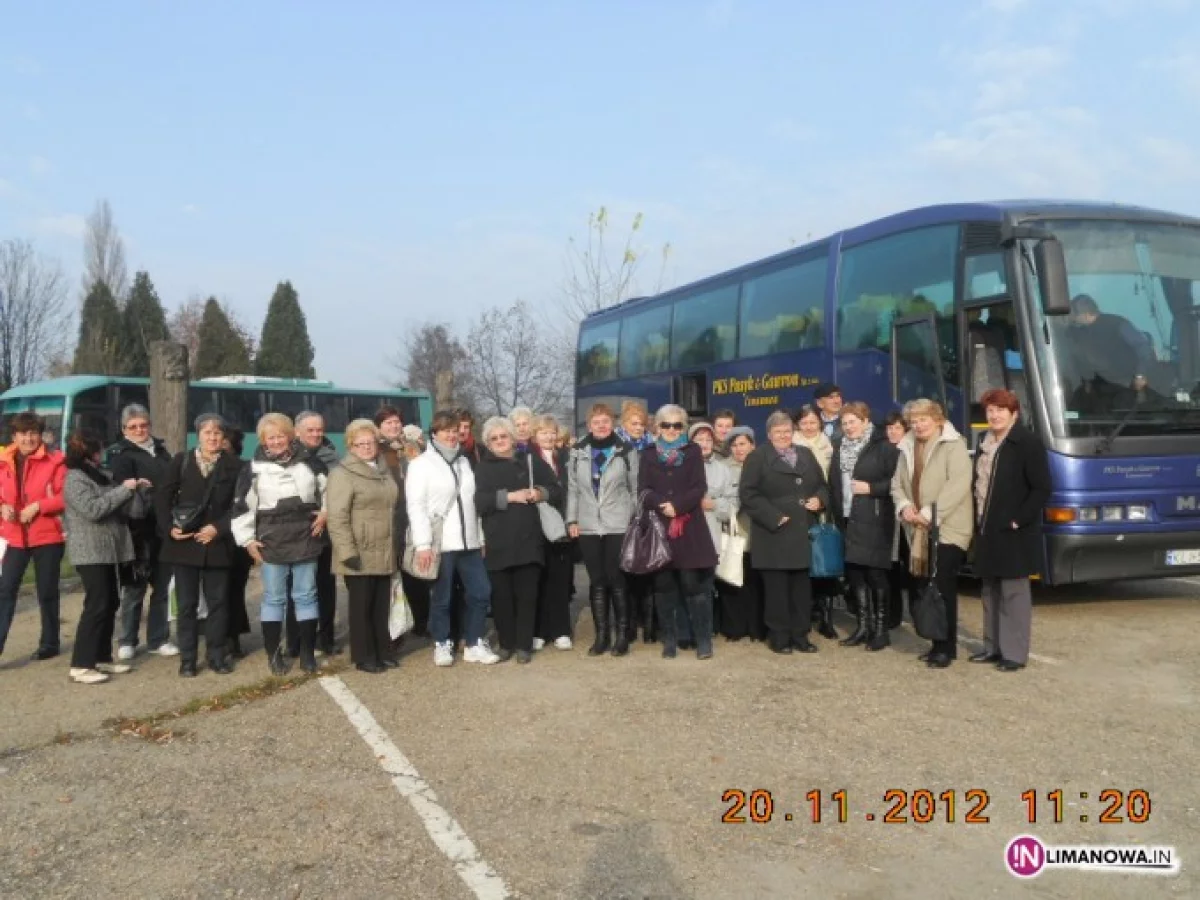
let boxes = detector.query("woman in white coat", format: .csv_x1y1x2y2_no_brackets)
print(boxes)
406,410,499,667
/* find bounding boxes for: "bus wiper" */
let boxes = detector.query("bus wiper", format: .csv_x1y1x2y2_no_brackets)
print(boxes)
1095,399,1146,455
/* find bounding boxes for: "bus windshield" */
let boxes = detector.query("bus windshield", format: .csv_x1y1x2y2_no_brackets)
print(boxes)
1036,220,1200,439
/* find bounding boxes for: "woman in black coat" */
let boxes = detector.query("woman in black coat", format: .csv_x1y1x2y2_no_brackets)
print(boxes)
531,415,575,651
739,409,829,655
638,404,718,660
474,416,562,663
970,390,1052,672
156,414,243,677
220,426,253,658
828,403,899,651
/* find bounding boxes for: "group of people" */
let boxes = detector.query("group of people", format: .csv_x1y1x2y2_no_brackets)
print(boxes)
0,380,1052,685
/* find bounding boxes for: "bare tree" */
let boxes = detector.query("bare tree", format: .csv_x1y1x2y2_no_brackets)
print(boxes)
82,199,129,300
0,239,71,391
562,206,672,322
465,300,572,419
396,322,473,411
169,295,205,362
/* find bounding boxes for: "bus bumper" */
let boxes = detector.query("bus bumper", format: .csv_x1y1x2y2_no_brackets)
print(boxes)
1044,530,1200,585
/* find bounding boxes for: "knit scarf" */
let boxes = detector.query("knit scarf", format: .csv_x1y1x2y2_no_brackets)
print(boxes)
655,434,687,466
195,448,221,478
777,445,798,468
974,431,1004,524
838,424,873,517
616,426,653,452
432,438,460,465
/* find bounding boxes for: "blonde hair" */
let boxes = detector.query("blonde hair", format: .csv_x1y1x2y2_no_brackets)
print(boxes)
345,418,379,448
903,398,946,424
533,414,560,436
620,400,648,427
509,406,534,424
256,412,295,442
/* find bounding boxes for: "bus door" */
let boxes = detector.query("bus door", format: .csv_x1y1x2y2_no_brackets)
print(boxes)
672,372,708,421
963,301,1024,449
891,313,946,412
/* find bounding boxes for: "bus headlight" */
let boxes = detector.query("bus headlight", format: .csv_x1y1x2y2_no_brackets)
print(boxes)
1076,507,1099,522
1126,504,1150,521
1101,505,1125,522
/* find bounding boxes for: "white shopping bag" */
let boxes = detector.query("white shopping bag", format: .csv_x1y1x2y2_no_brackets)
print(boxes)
388,574,414,639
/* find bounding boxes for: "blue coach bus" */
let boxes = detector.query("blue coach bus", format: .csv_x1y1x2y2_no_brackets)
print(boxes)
575,200,1200,585
0,375,432,454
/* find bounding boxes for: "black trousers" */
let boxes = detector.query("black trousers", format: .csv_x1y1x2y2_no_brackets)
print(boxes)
718,554,765,640
71,564,120,669
0,543,64,656
174,565,230,665
759,569,813,646
346,575,393,666
400,571,431,637
227,550,253,639
846,564,889,592
927,543,966,658
286,543,337,652
578,534,625,591
537,543,574,641
491,563,541,652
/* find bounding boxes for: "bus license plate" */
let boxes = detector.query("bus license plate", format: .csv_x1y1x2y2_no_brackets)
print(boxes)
1166,549,1200,566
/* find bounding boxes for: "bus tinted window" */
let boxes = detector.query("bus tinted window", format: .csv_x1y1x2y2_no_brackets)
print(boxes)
74,385,112,441
578,320,620,385
739,256,827,358
672,284,738,368
187,388,219,426
965,252,1008,300
220,389,263,431
836,225,958,353
313,394,349,431
618,304,672,377
266,391,309,419
348,395,389,422
115,383,149,419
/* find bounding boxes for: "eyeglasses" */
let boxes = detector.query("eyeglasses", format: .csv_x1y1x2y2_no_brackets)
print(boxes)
488,434,511,443
659,422,685,431
125,422,150,431
351,441,376,450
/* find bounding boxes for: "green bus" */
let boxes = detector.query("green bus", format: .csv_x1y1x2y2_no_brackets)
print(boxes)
0,375,432,454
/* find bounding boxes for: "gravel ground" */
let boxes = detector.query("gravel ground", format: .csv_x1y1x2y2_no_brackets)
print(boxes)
1,572,1197,899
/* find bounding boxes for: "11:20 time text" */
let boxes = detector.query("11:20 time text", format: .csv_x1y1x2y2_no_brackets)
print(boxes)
721,789,993,825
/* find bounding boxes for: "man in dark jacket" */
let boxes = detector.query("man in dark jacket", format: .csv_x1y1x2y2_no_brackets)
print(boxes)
108,405,179,660
814,384,844,441
289,410,340,655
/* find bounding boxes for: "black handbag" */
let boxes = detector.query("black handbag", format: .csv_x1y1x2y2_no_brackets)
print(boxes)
171,455,216,534
619,491,673,575
910,504,949,641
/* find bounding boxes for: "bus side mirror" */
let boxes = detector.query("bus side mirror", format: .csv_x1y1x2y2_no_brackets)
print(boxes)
1035,238,1071,316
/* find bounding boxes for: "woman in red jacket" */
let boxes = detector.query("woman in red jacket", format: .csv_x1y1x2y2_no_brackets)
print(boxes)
0,412,67,661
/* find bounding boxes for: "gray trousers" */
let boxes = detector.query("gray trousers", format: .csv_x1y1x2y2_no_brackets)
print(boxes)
119,560,173,650
980,577,1032,664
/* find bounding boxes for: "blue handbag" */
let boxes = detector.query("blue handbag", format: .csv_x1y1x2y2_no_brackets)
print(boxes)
809,519,845,578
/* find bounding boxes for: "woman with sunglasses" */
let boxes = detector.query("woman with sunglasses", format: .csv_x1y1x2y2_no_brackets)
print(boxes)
638,405,718,659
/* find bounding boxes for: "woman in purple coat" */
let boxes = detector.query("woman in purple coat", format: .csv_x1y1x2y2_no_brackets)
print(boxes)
638,404,719,660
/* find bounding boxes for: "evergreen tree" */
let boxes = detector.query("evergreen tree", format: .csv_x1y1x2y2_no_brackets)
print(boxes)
255,281,316,378
194,297,252,378
73,281,126,374
121,271,171,376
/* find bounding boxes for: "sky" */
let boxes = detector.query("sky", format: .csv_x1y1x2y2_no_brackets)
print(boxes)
2,0,1199,388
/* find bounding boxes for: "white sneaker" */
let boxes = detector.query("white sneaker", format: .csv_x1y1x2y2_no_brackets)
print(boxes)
433,641,455,667
69,667,110,684
150,642,180,657
96,662,132,675
532,638,545,651
117,644,136,661
554,635,574,651
463,639,500,665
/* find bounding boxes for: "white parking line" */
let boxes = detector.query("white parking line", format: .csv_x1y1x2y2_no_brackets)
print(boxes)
320,676,512,900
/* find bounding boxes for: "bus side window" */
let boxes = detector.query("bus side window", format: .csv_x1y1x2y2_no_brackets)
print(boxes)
967,304,1029,430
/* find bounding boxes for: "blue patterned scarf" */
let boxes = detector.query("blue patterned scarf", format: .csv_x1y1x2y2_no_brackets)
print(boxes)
656,434,688,466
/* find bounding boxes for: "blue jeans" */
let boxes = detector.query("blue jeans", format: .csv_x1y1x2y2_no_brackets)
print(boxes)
119,560,173,649
261,561,318,623
430,550,490,645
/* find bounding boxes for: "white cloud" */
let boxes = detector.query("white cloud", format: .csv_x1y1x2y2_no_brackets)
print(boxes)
968,44,1069,111
29,156,52,177
34,213,87,239
1137,136,1199,183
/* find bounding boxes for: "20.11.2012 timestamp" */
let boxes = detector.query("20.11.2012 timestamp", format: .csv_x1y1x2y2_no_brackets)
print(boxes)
720,789,1154,825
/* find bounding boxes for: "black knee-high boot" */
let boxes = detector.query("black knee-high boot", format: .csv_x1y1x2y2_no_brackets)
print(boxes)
611,587,630,656
686,592,714,660
588,586,610,656
816,594,839,639
262,621,291,676
654,593,677,659
298,620,319,674
867,587,891,651
840,586,870,647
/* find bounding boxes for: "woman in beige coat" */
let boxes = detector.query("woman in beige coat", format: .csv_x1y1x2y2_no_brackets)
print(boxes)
890,399,973,669
327,419,400,674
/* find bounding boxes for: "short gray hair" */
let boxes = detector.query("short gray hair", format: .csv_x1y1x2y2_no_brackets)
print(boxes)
194,412,227,433
654,404,687,427
121,404,151,428
765,410,794,433
481,416,515,444
509,406,534,423
294,410,324,429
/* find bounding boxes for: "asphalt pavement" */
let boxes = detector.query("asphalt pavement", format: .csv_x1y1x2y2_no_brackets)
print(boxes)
1,572,1197,899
